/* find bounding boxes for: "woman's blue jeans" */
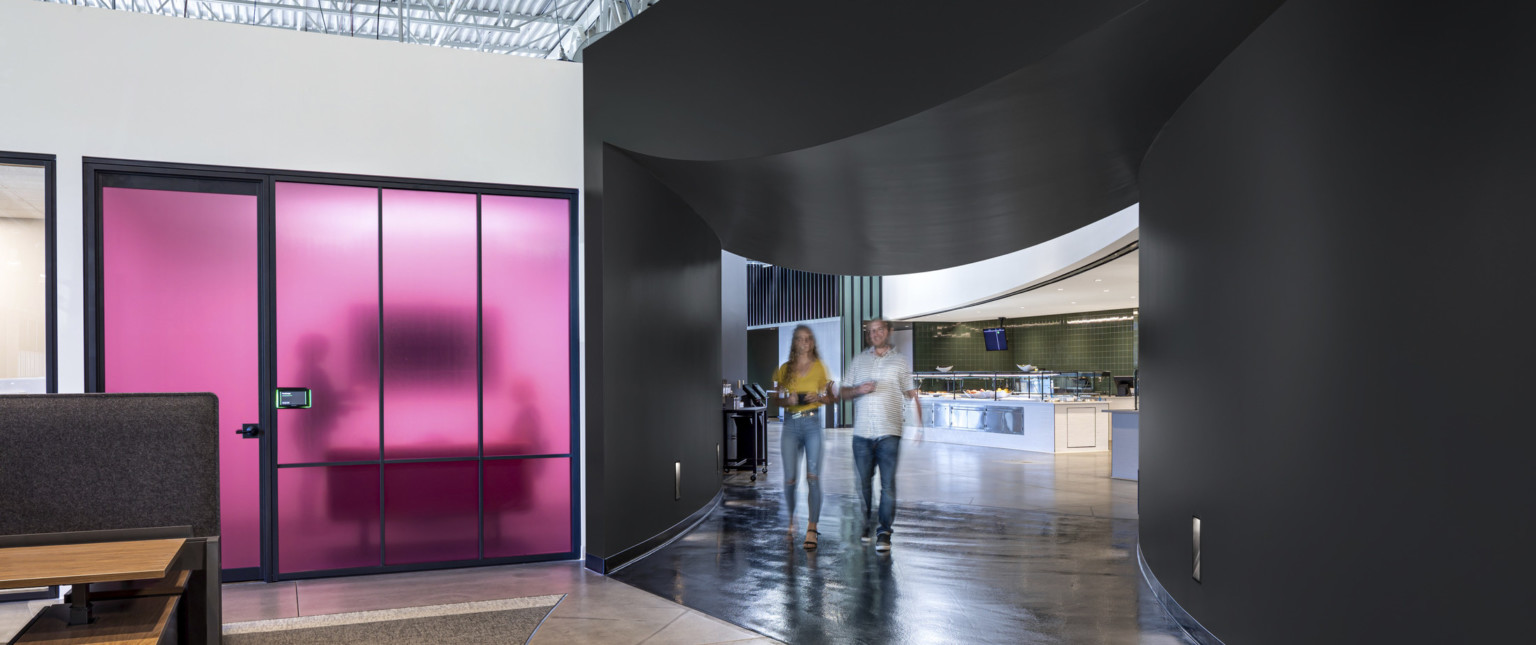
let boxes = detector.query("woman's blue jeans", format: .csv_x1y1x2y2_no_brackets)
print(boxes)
781,409,824,524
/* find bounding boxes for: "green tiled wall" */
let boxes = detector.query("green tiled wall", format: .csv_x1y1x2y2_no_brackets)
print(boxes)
912,308,1138,376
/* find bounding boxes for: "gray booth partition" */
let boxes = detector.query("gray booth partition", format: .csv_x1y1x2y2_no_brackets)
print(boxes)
0,392,222,644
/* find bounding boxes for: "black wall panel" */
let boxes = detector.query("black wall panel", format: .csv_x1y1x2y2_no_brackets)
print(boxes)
1139,1,1536,642
584,144,723,565
746,328,780,400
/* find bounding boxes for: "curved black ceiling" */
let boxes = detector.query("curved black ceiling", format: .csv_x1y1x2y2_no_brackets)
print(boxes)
586,0,1284,275
585,0,1149,161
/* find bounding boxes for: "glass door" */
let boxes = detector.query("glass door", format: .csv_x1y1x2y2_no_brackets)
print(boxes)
97,178,264,577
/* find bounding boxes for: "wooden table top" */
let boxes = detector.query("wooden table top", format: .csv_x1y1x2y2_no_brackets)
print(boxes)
13,596,178,645
0,539,185,590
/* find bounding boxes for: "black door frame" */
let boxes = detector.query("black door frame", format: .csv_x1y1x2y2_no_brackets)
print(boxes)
83,158,581,583
85,161,272,582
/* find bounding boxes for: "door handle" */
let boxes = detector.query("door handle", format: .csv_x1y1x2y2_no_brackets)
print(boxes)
235,423,261,439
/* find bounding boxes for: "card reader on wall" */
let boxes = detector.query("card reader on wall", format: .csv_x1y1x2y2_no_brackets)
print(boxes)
275,388,312,409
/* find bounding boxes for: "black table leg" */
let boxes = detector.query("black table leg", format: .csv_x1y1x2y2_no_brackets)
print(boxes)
68,583,92,625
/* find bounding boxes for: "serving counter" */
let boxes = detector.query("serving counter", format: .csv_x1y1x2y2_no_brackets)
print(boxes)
917,397,1112,453
907,370,1121,453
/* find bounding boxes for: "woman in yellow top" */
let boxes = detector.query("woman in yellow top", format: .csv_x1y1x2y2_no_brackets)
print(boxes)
773,324,834,549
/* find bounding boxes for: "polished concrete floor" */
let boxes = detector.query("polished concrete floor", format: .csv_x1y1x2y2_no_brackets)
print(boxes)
1,422,1182,644
0,597,55,643
221,563,775,644
612,424,1189,644
1,563,774,645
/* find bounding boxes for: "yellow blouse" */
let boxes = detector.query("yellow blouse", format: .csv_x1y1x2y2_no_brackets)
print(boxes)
774,359,830,413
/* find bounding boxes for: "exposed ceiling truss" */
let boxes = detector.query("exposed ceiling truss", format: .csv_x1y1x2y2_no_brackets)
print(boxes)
36,0,657,60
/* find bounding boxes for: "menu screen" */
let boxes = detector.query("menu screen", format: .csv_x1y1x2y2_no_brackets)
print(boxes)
983,327,1008,351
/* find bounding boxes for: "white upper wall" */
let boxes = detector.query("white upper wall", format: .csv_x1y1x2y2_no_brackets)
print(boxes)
883,205,1138,320
0,1,583,392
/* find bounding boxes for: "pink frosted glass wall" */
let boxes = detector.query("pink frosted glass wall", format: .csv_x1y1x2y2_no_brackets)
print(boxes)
482,195,571,456
102,179,572,575
484,458,571,557
101,187,261,570
381,189,479,460
384,461,479,564
275,183,381,466
277,465,381,573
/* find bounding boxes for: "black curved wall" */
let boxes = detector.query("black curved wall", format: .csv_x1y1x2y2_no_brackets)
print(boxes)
584,144,725,569
1139,1,1535,642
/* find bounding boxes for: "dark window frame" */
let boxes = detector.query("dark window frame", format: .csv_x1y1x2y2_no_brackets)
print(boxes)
0,150,57,603
0,151,57,394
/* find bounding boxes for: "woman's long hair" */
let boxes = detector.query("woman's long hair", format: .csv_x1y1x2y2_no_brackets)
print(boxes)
785,324,820,382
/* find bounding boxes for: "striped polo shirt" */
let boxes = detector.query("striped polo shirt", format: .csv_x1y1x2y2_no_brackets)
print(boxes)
841,345,915,439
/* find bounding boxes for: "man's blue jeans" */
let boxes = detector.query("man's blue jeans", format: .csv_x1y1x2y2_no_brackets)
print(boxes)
852,434,901,537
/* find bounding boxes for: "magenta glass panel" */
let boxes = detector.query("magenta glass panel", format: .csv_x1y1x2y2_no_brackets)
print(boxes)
481,195,570,456
101,187,261,570
383,461,479,564
484,458,571,557
275,182,381,465
381,189,479,459
277,465,381,573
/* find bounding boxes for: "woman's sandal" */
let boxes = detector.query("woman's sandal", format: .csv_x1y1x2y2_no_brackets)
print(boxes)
803,529,819,550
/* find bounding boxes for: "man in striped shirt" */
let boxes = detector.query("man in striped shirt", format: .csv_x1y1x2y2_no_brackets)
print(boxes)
839,317,920,553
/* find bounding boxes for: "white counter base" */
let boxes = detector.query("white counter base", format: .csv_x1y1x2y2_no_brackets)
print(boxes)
916,398,1113,453
1106,410,1139,480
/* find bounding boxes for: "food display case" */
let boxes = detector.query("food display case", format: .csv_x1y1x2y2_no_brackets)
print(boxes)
909,370,1119,453
913,370,1114,401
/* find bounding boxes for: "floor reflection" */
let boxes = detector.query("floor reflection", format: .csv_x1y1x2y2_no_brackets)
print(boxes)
612,425,1191,644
